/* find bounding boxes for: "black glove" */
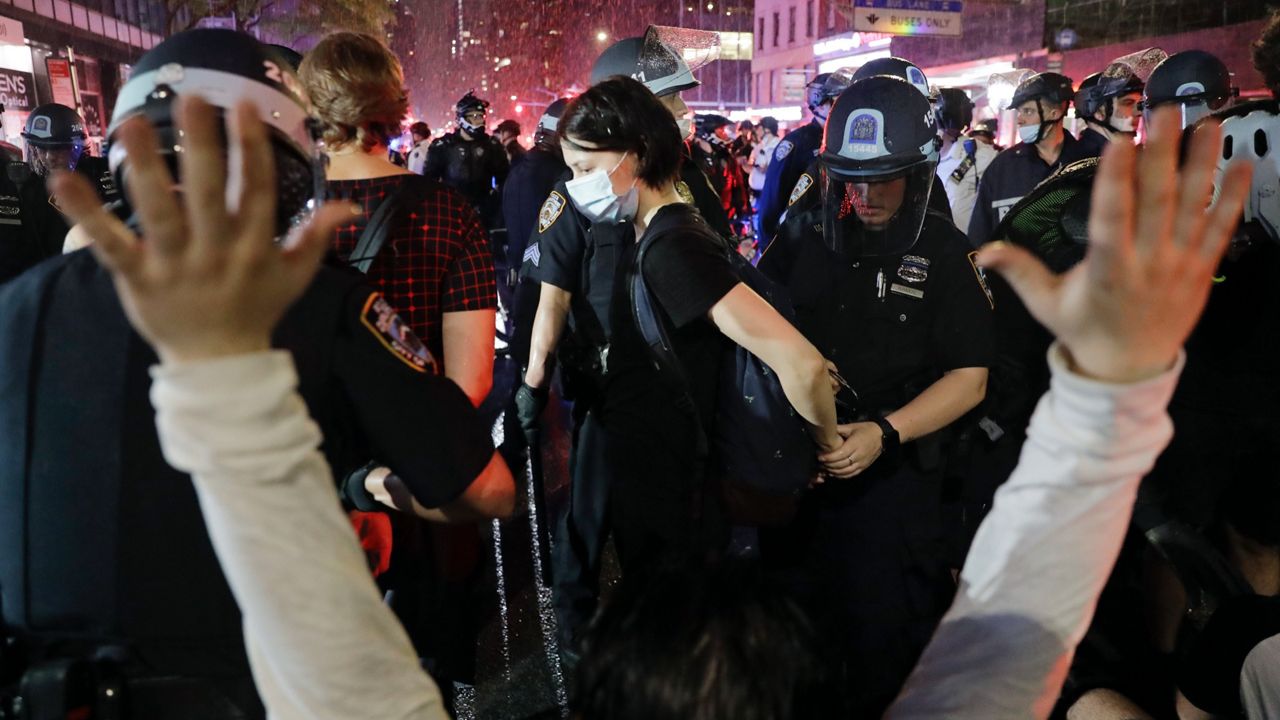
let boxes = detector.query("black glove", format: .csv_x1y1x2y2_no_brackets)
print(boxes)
515,382,548,433
340,461,386,512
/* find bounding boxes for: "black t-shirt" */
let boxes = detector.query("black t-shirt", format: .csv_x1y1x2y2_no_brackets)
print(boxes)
777,212,994,407
601,204,738,437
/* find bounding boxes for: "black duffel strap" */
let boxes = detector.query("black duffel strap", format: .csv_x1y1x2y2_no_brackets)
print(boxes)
346,181,415,275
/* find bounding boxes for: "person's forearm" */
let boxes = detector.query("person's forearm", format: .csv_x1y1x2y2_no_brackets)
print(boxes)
525,284,570,388
151,352,445,720
885,367,987,443
1067,689,1155,720
443,309,495,407
775,352,841,452
886,344,1182,720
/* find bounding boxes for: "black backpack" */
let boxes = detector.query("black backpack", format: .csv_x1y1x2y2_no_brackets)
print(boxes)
628,214,852,523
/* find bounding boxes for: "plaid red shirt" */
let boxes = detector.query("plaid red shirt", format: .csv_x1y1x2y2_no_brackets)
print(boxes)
329,174,497,360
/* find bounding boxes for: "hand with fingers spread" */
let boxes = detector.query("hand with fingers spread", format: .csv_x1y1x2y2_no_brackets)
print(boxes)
976,107,1253,384
52,96,354,365
818,421,883,479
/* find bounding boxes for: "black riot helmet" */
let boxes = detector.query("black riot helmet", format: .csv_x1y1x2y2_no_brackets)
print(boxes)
934,88,974,134
1143,50,1237,129
533,97,569,150
1074,73,1103,121
455,91,490,135
590,26,719,98
22,103,87,174
1090,49,1167,134
1010,72,1074,144
853,56,931,98
695,113,734,142
819,75,939,257
107,28,322,239
805,69,854,121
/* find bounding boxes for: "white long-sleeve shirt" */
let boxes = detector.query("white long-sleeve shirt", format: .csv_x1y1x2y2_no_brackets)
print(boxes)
937,138,998,237
150,343,1180,720
888,343,1181,719
151,353,446,720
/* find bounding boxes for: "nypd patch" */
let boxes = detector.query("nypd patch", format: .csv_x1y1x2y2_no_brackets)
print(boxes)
538,191,566,233
788,173,814,207
897,254,930,283
847,112,880,157
360,293,439,374
775,140,794,161
968,251,995,309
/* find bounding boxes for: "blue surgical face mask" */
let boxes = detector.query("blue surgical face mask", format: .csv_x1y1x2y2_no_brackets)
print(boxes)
1018,123,1041,144
565,151,639,224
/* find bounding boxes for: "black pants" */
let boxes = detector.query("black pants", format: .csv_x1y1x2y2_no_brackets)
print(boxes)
551,408,612,653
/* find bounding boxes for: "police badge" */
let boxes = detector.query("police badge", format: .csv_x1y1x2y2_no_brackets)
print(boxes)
538,191,566,233
897,254,930,283
675,181,695,205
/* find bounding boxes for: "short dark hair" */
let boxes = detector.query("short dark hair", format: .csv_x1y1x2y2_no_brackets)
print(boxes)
573,561,837,720
559,76,683,187
409,121,430,137
760,116,779,134
1254,10,1280,98
495,118,521,136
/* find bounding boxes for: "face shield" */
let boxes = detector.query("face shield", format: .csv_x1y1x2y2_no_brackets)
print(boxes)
640,26,721,98
1141,82,1221,130
27,142,84,176
820,160,935,257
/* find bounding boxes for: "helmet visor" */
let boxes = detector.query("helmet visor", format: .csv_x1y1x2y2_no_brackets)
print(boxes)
820,161,934,257
642,25,720,96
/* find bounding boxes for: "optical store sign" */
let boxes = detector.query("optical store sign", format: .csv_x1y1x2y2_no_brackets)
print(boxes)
853,0,964,38
0,16,35,111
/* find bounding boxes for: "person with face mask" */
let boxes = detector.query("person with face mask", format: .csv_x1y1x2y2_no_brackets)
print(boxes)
423,91,509,233
757,75,993,718
516,27,732,659
967,71,1093,248
3,103,118,283
1079,51,1165,152
756,72,843,242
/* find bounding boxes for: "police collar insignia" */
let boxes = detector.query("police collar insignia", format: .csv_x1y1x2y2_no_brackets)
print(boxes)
523,242,541,268
788,173,813,207
360,293,439,374
675,181,695,205
897,254,930,283
775,140,794,160
539,191,567,233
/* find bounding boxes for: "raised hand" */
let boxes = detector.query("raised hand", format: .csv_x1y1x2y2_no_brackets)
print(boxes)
976,106,1252,384
53,96,353,364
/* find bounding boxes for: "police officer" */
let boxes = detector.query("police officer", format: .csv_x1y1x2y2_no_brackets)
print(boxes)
759,75,993,719
0,117,23,281
1077,57,1149,150
1142,50,1237,130
756,71,840,242
5,103,117,282
0,30,513,718
516,27,728,658
935,87,996,234
405,120,432,174
424,91,509,229
692,113,749,221
967,71,1092,247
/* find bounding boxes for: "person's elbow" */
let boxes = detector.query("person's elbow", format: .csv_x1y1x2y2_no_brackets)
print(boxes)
439,452,516,521
950,366,988,411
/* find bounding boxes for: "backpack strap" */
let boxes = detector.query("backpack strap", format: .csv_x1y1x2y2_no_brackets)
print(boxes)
346,178,421,275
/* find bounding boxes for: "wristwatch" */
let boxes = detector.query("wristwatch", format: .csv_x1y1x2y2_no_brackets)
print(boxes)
872,416,900,454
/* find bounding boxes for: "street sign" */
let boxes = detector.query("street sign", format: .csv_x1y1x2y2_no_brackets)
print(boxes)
853,0,964,38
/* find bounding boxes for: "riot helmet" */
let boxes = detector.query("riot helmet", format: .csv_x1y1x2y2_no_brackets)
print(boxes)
853,57,931,98
1090,48,1167,135
107,28,322,238
534,97,569,150
456,91,490,136
1009,72,1074,145
695,113,734,143
934,88,974,135
589,25,720,98
22,103,87,175
969,118,998,141
805,68,854,122
1143,50,1237,129
1217,100,1280,245
1074,73,1103,121
818,75,939,257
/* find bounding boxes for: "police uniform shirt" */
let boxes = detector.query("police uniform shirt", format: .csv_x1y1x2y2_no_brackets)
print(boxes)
0,251,493,663
423,130,510,209
679,142,734,242
1076,126,1109,160
938,138,999,235
778,209,994,404
967,130,1093,247
0,168,25,282
502,147,568,271
757,119,823,242
12,156,118,279
406,139,431,175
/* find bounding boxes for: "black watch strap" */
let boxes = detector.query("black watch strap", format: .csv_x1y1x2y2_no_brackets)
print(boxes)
872,416,900,452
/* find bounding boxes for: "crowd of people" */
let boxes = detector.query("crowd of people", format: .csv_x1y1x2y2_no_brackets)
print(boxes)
0,10,1278,720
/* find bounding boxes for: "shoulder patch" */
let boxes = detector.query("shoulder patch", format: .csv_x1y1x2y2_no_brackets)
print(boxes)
775,140,794,161
360,293,439,374
538,191,567,233
967,251,995,309
675,180,695,205
788,173,814,207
